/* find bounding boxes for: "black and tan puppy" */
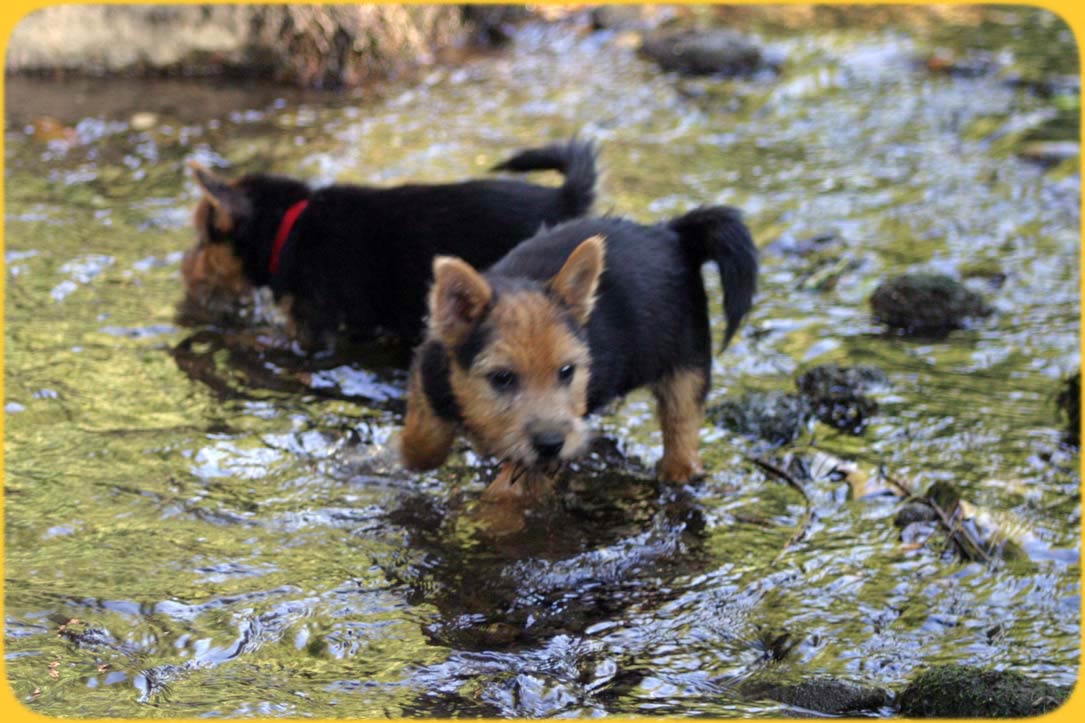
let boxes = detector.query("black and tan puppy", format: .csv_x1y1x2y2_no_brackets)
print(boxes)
401,206,758,496
182,140,597,347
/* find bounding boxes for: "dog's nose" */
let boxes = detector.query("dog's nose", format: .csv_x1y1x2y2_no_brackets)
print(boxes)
532,431,565,461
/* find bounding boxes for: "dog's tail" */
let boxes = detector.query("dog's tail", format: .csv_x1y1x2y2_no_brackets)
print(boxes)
669,206,759,351
491,138,597,217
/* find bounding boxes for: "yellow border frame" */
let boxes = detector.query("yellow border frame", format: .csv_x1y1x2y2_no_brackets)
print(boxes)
0,1,1081,722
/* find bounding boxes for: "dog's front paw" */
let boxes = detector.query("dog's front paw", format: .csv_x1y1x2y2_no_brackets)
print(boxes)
657,454,705,483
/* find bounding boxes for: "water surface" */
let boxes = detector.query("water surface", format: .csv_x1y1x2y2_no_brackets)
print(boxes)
4,8,1080,717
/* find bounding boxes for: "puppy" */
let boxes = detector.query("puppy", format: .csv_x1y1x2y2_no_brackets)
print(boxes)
182,140,597,348
401,206,758,494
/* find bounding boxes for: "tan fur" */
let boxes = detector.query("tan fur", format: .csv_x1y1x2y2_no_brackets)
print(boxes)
181,163,249,302
548,234,605,324
652,368,708,482
401,363,457,470
403,237,713,494
430,256,493,346
180,241,248,297
450,289,593,468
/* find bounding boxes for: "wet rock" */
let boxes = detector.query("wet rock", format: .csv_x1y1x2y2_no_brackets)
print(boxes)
1056,372,1080,444
870,273,992,334
796,364,887,434
925,480,962,511
708,391,811,446
898,665,1071,717
742,677,890,715
641,28,766,77
894,501,938,528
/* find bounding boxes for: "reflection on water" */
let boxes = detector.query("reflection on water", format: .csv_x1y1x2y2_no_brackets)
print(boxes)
4,8,1080,718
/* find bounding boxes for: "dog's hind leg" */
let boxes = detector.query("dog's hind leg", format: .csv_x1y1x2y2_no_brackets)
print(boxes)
652,368,708,482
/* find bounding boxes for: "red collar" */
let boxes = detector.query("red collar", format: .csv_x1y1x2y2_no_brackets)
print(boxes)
268,199,309,276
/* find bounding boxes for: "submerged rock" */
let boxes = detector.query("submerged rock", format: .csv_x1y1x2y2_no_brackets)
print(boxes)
893,501,938,528
708,391,811,446
796,364,887,434
640,28,766,77
870,273,992,334
1056,372,1080,444
741,677,890,715
899,666,1071,717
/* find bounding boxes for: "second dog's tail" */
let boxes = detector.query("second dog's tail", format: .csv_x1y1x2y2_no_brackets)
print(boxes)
491,138,597,217
669,206,759,351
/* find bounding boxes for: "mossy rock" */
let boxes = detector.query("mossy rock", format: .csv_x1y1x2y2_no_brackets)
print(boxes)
898,665,1071,717
1056,371,1080,444
870,273,992,334
641,28,765,77
795,364,887,434
894,501,938,528
925,480,962,511
741,677,890,715
708,391,811,446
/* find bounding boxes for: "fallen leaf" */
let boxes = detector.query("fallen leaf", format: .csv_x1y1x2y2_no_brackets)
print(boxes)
31,117,76,144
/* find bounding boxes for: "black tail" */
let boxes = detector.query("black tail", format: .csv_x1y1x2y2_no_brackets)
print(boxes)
491,138,597,218
669,206,759,351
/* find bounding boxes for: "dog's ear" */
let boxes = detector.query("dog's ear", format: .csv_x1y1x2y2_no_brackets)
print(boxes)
549,234,605,325
188,160,250,231
430,256,493,346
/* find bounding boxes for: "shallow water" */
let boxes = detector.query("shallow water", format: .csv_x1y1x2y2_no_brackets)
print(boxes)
4,8,1080,718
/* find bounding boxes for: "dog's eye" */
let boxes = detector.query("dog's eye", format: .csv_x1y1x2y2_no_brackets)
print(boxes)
557,364,576,384
488,369,518,393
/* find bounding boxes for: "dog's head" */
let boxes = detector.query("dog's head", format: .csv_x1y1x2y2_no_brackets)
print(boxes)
429,235,606,469
182,161,255,304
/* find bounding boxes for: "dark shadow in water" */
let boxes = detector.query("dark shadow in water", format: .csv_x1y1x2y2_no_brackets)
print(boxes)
383,439,711,651
171,294,412,410
379,439,729,716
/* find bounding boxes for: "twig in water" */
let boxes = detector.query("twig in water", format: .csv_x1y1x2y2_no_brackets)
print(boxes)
747,456,813,563
929,499,991,563
883,468,991,562
879,467,915,498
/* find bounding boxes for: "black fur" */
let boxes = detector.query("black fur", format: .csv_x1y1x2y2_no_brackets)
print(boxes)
202,139,596,343
419,340,462,423
484,206,758,412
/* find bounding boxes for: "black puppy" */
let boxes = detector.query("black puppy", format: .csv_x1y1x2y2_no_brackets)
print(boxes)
401,206,758,496
183,140,597,348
